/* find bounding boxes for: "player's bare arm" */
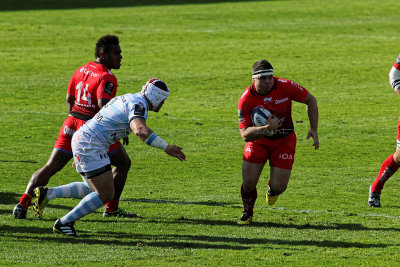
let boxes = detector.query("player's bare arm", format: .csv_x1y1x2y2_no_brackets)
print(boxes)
240,116,279,142
389,66,400,96
303,93,319,150
130,118,185,161
98,98,111,109
66,94,75,114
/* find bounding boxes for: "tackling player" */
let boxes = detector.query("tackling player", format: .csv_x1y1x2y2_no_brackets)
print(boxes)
13,35,135,219
368,54,400,207
39,78,186,236
237,59,319,225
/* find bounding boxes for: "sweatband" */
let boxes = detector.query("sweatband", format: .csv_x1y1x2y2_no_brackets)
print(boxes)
145,133,168,151
252,69,273,78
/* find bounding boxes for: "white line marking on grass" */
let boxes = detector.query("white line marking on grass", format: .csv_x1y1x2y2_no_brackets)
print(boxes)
11,110,67,116
263,206,400,219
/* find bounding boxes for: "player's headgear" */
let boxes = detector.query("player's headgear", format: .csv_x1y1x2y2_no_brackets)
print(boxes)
252,59,273,78
141,78,169,110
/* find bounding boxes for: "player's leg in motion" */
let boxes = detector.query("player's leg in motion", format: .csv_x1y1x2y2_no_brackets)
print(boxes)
267,167,291,205
369,150,400,207
105,145,136,218
33,182,91,219
13,149,72,219
238,161,264,225
53,170,114,236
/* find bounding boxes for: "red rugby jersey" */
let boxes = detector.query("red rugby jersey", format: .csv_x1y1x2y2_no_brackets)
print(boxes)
238,77,308,141
67,61,117,120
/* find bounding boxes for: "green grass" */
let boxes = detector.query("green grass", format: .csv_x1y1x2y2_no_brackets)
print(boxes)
1,0,400,265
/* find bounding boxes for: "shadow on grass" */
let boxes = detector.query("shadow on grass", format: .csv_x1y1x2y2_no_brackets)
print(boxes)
0,159,37,163
0,224,393,249
1,0,279,11
125,198,240,208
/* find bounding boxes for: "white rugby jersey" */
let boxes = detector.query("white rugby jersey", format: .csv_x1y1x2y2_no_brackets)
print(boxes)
81,93,149,145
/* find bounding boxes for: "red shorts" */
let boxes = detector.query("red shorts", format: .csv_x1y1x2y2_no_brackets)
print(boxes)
397,112,400,141
54,115,121,155
243,132,296,170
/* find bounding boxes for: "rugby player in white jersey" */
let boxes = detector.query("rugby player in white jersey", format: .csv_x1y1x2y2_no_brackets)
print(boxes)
35,78,186,236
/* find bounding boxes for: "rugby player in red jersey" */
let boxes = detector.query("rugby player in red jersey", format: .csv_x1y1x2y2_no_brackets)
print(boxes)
13,35,135,219
237,59,319,224
368,54,400,207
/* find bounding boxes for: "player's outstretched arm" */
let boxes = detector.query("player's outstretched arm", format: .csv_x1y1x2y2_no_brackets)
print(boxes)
165,145,186,162
130,118,185,161
304,93,319,150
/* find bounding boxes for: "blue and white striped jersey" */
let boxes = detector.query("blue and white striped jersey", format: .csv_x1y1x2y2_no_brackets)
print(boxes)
81,93,149,145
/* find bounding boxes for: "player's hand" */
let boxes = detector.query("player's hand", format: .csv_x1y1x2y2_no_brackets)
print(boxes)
165,144,186,162
123,137,129,146
307,128,319,150
264,115,278,135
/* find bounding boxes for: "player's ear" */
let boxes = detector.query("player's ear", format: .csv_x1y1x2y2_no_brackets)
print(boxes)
99,49,106,59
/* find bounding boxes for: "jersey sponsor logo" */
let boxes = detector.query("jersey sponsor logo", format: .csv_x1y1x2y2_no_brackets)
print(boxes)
278,79,288,83
279,153,293,160
263,97,272,103
63,126,76,136
79,67,100,78
275,97,289,104
104,81,114,95
238,109,243,123
134,104,145,116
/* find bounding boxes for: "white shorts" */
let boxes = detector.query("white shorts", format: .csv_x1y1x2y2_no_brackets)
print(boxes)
72,129,111,177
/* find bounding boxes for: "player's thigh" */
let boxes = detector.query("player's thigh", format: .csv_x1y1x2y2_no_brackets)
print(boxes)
242,160,265,189
45,148,73,171
270,167,291,193
109,143,131,170
86,170,114,199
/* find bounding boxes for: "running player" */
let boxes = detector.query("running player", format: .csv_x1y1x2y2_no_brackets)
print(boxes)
13,35,134,219
237,59,319,225
368,54,400,207
41,78,186,236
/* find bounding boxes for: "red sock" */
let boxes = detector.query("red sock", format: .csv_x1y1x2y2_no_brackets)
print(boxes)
371,154,400,193
105,198,119,212
241,184,257,214
19,194,32,210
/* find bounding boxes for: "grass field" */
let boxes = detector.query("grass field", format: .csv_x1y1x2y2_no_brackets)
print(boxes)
1,0,400,265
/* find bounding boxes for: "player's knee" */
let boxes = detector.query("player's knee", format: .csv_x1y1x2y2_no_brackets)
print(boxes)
242,181,257,192
99,190,115,204
394,152,400,165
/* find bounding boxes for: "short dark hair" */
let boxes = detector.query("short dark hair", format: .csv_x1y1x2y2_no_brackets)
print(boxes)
252,59,273,74
95,35,120,58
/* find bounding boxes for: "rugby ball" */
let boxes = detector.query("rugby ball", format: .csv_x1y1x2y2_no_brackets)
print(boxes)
251,107,272,127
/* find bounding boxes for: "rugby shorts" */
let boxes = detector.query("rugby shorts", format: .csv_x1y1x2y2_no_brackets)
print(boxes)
243,132,296,170
397,112,400,150
71,129,112,187
54,115,121,155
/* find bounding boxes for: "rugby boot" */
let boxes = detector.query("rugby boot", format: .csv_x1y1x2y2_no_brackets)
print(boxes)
13,203,27,219
53,219,77,236
368,185,381,207
103,207,137,218
33,186,49,219
266,187,279,205
237,210,253,225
